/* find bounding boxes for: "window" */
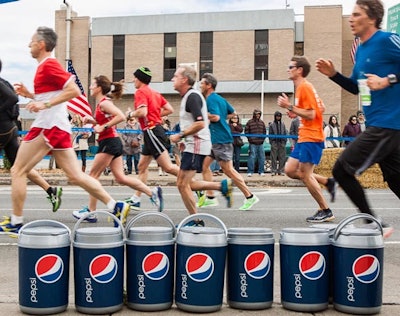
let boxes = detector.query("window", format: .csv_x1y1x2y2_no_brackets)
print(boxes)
164,33,177,81
295,42,304,56
112,35,125,82
200,32,213,78
254,30,268,80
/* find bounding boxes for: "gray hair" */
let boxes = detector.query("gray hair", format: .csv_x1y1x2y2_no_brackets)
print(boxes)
36,26,58,52
179,64,197,86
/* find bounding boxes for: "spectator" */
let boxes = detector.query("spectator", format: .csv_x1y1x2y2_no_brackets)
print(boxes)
289,115,300,151
342,115,361,147
229,114,244,172
244,109,267,176
324,115,341,148
158,116,171,176
269,111,288,176
357,110,366,132
71,114,91,172
171,122,182,167
121,116,142,175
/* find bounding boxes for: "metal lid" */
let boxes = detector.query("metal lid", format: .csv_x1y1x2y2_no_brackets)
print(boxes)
334,227,384,248
228,227,274,244
176,226,227,247
280,227,330,246
21,226,69,236
18,226,70,248
127,226,174,244
74,227,123,245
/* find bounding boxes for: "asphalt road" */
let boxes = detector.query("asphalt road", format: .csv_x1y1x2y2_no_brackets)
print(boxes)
0,185,399,315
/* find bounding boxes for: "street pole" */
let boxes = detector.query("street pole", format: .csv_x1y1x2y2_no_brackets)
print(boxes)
63,0,72,68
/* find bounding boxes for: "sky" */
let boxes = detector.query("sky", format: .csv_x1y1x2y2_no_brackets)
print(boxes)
0,0,398,90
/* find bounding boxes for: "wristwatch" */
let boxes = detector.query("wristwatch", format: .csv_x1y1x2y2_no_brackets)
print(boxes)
288,105,294,111
103,124,109,130
388,74,398,85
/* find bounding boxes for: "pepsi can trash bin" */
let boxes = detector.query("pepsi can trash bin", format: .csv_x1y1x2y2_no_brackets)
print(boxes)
332,214,384,315
72,211,125,314
126,212,176,311
227,227,274,310
175,213,227,313
18,220,70,315
280,227,330,312
310,223,339,304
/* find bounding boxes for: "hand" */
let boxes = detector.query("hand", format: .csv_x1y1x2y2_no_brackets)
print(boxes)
315,58,336,77
13,82,30,98
365,73,390,91
26,101,46,113
170,134,180,143
82,115,95,124
277,93,290,109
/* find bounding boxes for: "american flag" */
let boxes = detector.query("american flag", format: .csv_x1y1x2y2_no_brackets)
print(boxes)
350,37,360,64
66,60,92,117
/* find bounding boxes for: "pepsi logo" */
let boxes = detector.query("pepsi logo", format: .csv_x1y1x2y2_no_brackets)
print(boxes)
35,254,64,284
352,254,380,284
89,254,118,283
299,251,326,280
244,251,271,279
186,253,214,282
142,251,170,280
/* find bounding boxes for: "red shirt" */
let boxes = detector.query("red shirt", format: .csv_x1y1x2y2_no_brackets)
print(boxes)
134,84,168,130
34,58,71,94
95,97,119,141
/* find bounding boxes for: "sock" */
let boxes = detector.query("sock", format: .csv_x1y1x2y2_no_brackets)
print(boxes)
246,194,254,199
207,196,215,199
131,195,141,202
46,187,54,196
11,215,23,226
107,199,116,211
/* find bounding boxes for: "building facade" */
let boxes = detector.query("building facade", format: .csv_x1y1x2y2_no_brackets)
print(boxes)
53,5,358,128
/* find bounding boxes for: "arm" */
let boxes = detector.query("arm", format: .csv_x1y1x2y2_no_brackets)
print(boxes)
277,93,316,120
26,80,80,112
93,99,126,134
160,102,174,117
0,79,18,111
316,58,358,94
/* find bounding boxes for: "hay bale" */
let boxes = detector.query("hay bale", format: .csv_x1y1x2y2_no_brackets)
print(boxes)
315,148,387,189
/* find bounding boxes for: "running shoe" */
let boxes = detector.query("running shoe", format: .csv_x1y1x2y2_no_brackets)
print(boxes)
72,207,98,223
363,220,394,239
239,195,260,211
326,177,338,203
0,216,11,226
150,186,164,212
199,198,219,208
112,201,130,227
47,187,63,212
0,218,22,234
125,198,141,211
306,209,335,223
221,179,233,208
196,191,206,207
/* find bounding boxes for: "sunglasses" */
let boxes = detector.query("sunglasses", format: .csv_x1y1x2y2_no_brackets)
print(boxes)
288,65,297,69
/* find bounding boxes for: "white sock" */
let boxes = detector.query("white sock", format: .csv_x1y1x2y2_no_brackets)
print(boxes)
131,195,141,202
107,199,116,211
11,215,23,226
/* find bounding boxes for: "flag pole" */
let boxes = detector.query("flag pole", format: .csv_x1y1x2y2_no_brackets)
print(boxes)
63,0,72,68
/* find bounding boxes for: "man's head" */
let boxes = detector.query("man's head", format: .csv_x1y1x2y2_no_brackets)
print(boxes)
288,56,311,79
274,111,282,121
134,67,152,85
253,109,262,119
355,0,384,29
172,65,197,94
200,72,217,97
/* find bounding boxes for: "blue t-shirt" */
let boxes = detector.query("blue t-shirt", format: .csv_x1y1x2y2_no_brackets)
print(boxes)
206,92,235,144
351,30,400,130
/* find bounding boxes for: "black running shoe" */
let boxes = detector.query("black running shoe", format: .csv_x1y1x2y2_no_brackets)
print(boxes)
326,177,337,203
306,209,335,223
